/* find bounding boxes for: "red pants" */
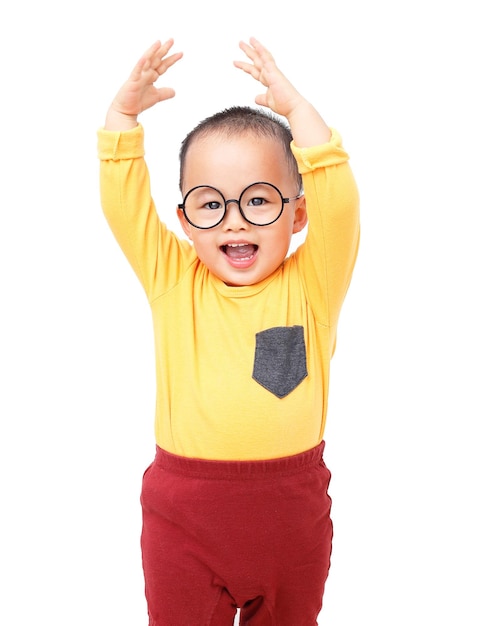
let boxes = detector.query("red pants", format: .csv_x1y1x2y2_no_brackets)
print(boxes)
140,441,332,625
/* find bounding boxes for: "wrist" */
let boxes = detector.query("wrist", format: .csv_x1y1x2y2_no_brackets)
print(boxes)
104,107,139,131
287,101,331,148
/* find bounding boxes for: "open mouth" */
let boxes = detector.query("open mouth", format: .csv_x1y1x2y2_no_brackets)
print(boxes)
221,243,258,261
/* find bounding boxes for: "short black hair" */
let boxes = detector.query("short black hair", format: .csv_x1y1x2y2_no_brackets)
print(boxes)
179,106,302,193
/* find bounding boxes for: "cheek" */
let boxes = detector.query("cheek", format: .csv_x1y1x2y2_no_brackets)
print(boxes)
191,233,215,258
273,221,294,252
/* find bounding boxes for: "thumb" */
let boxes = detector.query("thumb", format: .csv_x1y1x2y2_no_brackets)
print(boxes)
156,87,177,102
254,93,268,108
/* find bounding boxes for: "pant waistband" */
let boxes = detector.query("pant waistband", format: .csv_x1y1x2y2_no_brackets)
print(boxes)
153,441,325,480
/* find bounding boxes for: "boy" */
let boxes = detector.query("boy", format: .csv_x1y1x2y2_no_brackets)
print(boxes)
98,37,359,625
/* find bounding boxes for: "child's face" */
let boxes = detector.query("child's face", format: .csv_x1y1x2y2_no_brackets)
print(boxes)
177,133,307,286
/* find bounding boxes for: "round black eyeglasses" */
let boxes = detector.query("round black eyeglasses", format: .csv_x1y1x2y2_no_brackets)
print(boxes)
178,181,302,229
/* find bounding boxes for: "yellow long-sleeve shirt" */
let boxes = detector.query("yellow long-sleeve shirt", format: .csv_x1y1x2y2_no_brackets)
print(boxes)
98,124,359,460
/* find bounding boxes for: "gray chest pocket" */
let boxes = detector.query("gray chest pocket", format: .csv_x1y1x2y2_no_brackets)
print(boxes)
252,326,308,398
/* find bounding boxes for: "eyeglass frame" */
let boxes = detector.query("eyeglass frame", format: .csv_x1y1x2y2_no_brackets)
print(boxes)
177,181,303,229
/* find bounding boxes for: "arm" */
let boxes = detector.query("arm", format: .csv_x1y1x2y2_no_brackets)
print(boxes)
293,139,360,329
99,40,190,299
233,37,331,148
235,39,359,329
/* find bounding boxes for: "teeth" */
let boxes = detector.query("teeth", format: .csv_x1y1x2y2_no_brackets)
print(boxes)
227,243,247,247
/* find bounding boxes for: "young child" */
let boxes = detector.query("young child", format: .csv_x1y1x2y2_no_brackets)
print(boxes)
98,37,359,626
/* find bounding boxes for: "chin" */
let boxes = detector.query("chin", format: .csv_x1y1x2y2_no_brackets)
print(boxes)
217,270,256,287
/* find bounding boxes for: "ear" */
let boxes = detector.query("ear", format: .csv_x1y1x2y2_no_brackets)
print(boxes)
176,206,194,241
292,196,308,234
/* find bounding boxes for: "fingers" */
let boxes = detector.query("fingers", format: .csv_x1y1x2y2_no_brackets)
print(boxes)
133,39,183,81
234,37,278,88
151,39,183,73
237,38,274,69
133,41,163,75
155,51,184,76
239,37,274,65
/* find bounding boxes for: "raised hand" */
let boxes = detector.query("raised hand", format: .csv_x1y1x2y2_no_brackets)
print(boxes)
233,37,303,119
105,39,183,130
234,37,331,147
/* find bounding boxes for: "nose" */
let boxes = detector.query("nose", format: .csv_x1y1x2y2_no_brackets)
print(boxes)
222,199,249,230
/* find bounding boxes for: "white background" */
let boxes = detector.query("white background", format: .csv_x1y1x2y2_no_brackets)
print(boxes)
1,1,488,624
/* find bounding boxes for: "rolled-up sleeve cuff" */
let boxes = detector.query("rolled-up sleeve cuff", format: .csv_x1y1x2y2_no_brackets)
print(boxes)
291,128,350,173
97,124,145,161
